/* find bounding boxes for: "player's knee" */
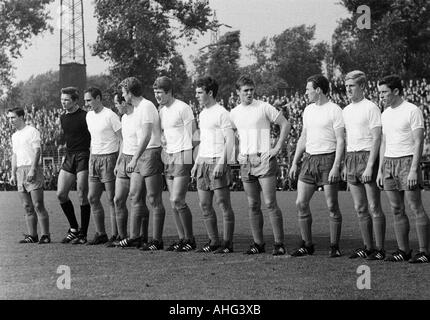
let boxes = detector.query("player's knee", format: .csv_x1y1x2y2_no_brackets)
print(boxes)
199,201,212,213
76,188,88,205
264,200,278,211
327,202,339,214
248,199,260,212
87,194,100,206
215,198,230,213
391,204,405,216
171,197,186,210
56,190,68,203
22,203,34,215
329,211,342,220
354,203,368,218
33,200,46,214
114,196,125,208
410,204,426,217
147,193,162,209
296,199,309,213
367,203,381,217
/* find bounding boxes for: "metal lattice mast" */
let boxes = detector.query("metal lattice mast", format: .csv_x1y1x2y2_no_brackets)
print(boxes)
60,0,86,65
210,10,219,44
59,0,86,100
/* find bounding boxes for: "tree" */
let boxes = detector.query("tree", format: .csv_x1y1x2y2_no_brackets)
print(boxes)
14,70,60,109
272,25,328,92
193,30,241,106
245,25,328,94
92,0,218,99
0,0,53,95
333,0,430,79
244,37,287,97
5,72,114,111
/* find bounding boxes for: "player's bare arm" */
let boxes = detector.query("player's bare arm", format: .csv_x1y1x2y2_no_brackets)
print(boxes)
289,128,306,179
376,134,386,188
268,114,291,160
328,127,345,184
408,128,425,189
362,126,382,183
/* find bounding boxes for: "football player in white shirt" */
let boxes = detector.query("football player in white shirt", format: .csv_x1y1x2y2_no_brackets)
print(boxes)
118,77,166,250
289,75,345,258
230,75,291,256
108,91,150,247
84,87,122,246
156,76,197,252
191,76,236,253
8,107,50,244
343,70,386,261
377,75,430,263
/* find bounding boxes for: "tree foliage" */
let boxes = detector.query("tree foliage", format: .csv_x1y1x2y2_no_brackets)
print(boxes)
5,71,114,111
246,25,328,93
0,0,53,93
333,0,430,79
193,31,241,106
92,0,218,99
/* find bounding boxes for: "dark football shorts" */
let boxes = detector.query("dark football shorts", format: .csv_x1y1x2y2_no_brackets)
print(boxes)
195,157,231,191
298,152,336,187
382,155,423,191
345,151,378,185
163,149,193,180
89,152,118,183
61,151,90,174
239,153,278,183
16,166,44,193
135,147,164,178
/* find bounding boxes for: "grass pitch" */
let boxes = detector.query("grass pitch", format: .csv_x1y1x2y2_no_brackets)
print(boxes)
0,191,429,300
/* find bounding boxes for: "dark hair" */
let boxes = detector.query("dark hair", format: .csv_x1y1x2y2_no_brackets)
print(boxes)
61,87,79,101
119,77,143,97
153,76,173,93
235,75,255,90
378,75,403,95
7,107,25,118
85,87,103,100
196,76,219,98
306,74,330,95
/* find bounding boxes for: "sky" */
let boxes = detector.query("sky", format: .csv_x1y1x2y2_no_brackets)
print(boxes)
12,0,350,84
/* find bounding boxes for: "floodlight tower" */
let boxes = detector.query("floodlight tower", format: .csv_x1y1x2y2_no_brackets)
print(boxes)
59,0,86,100
210,10,219,44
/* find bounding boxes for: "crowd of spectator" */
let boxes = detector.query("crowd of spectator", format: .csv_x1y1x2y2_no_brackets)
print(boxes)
1,79,430,191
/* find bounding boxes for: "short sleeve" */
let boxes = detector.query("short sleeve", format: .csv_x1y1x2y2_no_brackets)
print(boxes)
181,103,195,125
219,110,233,130
368,104,382,129
139,101,156,124
410,107,424,131
332,104,344,130
11,135,16,154
110,111,122,132
264,103,281,123
302,107,308,130
229,109,237,129
31,128,41,149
